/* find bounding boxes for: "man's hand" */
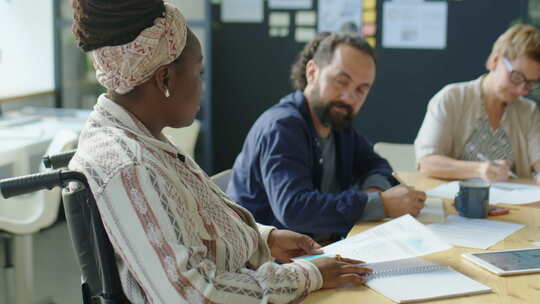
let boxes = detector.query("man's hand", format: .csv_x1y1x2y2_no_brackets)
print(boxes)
267,230,323,263
380,185,426,217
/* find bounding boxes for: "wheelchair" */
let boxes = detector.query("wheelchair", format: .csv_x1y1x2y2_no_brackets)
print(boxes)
0,150,127,304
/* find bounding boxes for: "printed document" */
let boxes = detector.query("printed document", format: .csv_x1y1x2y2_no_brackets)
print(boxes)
426,181,540,205
312,214,451,263
428,215,524,249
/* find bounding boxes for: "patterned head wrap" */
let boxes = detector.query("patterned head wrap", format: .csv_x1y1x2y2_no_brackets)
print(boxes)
90,3,187,94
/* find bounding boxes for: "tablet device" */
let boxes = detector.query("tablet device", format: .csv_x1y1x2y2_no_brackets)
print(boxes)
462,248,540,276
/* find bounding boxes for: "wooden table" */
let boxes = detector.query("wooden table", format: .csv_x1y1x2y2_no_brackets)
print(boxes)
304,172,540,303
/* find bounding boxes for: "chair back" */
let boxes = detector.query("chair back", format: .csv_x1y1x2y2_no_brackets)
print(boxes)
62,181,126,304
0,130,78,234
163,119,201,159
373,142,417,172
211,169,232,192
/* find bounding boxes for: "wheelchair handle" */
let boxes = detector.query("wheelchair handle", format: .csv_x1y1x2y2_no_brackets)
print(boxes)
0,170,87,199
43,149,77,169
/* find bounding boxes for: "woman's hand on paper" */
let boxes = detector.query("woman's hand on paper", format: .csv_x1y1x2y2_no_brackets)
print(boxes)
312,256,372,289
267,230,323,263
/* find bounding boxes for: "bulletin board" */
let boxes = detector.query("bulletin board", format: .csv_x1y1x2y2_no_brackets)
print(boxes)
211,0,527,173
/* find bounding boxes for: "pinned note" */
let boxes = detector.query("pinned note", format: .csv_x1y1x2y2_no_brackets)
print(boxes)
366,37,377,48
295,27,316,43
269,0,312,9
269,12,290,27
295,11,316,26
221,0,263,23
364,0,376,10
363,10,376,24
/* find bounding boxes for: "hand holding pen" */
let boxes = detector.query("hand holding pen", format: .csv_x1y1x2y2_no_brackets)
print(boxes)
476,153,517,181
383,172,426,217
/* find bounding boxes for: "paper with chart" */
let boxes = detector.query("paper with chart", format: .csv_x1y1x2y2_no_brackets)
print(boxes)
428,215,524,249
426,181,540,205
318,214,451,263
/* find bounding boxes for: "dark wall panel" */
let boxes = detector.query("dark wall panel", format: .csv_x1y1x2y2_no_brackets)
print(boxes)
211,1,525,173
211,6,307,172
358,0,523,144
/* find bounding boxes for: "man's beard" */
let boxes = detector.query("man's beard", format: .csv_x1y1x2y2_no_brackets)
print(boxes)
311,91,354,130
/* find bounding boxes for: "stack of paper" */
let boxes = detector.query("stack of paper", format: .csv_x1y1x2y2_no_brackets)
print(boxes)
426,181,540,205
295,215,493,303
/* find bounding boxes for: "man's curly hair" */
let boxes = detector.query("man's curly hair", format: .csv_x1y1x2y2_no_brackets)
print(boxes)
290,32,376,91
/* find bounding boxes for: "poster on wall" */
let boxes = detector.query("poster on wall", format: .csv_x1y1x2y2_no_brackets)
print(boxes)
382,1,448,49
222,0,263,23
530,0,540,26
0,0,54,100
318,0,362,33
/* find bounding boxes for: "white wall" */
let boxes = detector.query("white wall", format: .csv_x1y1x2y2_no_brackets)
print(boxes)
169,0,205,21
0,0,54,100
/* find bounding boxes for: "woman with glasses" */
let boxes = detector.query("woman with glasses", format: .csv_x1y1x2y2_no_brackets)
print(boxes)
415,24,540,183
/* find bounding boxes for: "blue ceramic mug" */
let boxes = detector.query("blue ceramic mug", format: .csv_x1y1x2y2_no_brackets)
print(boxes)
454,179,490,218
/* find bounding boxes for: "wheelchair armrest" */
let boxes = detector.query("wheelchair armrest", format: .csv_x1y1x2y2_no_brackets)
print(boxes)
43,149,77,169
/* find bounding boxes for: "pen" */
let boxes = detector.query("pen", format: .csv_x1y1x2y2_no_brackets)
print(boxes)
392,172,408,186
476,153,518,179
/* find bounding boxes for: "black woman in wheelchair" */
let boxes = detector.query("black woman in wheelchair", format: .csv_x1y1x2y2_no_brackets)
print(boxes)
65,0,372,302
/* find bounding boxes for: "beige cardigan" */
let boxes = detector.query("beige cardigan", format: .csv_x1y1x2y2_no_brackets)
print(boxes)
415,76,540,177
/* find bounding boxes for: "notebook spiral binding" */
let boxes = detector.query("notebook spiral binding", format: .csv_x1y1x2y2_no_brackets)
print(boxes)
367,264,447,280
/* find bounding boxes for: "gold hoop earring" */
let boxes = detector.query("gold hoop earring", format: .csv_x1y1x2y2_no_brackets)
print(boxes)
164,87,170,98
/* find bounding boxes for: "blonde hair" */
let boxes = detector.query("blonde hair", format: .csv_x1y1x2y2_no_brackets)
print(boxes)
486,24,540,70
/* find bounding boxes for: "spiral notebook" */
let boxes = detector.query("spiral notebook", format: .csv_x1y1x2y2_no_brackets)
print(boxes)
365,257,491,303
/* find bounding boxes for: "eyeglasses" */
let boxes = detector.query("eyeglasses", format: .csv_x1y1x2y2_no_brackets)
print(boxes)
502,57,540,91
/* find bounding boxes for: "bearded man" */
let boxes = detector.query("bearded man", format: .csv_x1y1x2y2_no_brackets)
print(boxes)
227,33,426,242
